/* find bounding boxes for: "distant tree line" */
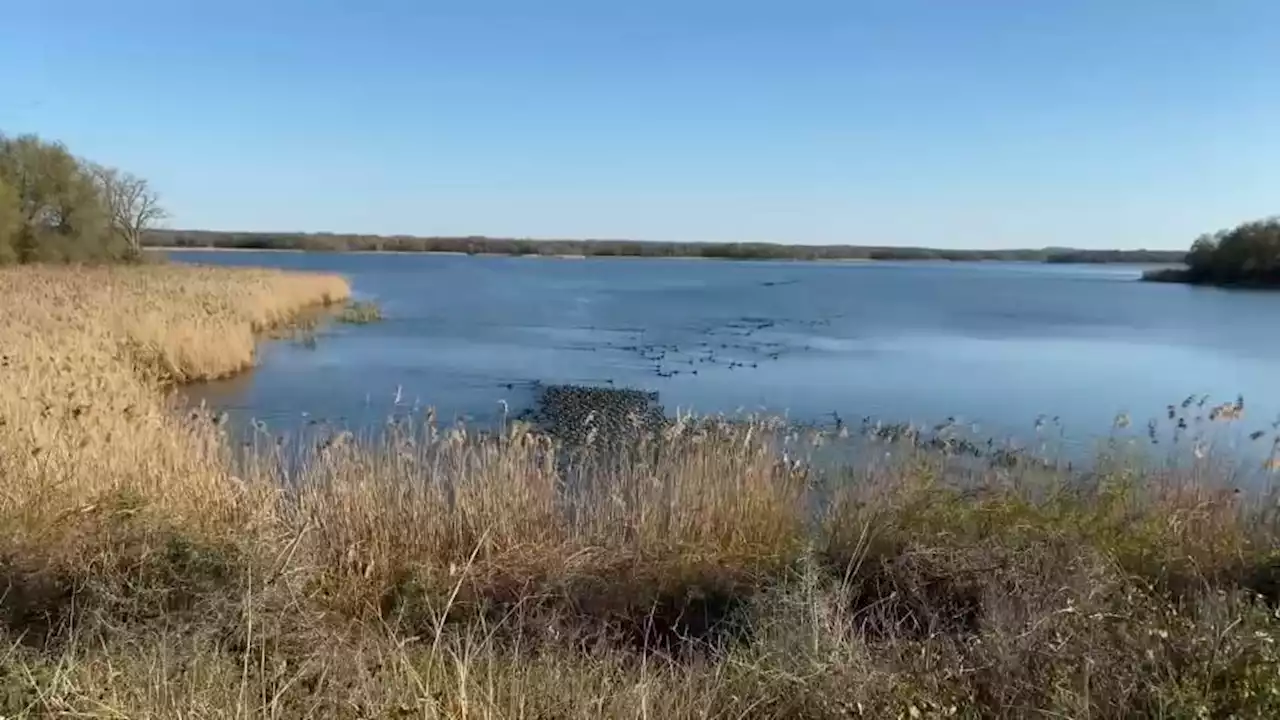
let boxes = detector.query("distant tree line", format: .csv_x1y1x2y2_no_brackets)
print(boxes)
0,130,1196,267
147,229,1184,265
1145,217,1280,286
0,132,165,264
1042,249,1183,264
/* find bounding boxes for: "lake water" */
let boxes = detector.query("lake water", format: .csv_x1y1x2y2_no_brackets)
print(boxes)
173,250,1280,459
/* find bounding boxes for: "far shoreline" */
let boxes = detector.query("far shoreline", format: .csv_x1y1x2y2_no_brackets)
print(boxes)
145,230,1188,265
149,246,882,262
147,246,1169,266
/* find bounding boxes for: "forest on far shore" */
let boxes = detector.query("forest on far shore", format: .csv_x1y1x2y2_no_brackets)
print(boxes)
146,229,1186,264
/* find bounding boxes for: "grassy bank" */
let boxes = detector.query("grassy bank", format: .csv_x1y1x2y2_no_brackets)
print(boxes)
3,266,1280,718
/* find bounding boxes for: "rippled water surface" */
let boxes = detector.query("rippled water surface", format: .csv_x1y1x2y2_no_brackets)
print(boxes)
172,251,1280,456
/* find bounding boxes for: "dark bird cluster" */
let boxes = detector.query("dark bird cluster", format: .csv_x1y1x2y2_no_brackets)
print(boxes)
597,314,840,381
530,383,668,451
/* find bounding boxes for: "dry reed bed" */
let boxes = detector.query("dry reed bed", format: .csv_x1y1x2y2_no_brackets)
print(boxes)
2,265,1280,717
0,264,348,553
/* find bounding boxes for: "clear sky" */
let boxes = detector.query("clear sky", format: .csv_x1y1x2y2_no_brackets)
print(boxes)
2,1,1277,249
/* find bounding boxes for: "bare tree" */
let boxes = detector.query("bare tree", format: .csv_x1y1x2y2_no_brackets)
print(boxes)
91,164,167,255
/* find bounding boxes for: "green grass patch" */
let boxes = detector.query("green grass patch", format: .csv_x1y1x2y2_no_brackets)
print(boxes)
336,299,382,324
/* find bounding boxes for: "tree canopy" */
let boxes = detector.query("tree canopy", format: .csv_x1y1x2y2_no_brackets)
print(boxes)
0,133,165,264
1145,217,1280,286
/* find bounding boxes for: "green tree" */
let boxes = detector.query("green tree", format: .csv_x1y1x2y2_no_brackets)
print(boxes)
0,176,19,264
0,132,156,264
1167,217,1280,286
1186,233,1218,271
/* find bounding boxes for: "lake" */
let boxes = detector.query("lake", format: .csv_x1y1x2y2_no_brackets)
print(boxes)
173,250,1280,459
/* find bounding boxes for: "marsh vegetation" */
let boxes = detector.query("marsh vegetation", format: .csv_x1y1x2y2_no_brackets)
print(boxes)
2,265,1280,718
337,299,384,325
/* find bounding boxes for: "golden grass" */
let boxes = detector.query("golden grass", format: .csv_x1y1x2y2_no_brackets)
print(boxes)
0,264,348,553
2,264,1280,718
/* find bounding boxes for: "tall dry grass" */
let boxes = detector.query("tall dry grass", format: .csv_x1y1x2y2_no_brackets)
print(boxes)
0,264,347,571
2,265,1280,718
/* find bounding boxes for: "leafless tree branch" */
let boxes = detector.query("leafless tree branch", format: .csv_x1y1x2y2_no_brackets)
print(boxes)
91,163,167,255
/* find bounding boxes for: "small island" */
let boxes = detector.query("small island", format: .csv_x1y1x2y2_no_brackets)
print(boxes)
1144,217,1280,287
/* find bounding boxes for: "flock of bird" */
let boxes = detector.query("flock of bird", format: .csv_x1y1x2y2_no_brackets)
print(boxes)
524,383,665,449
569,313,843,382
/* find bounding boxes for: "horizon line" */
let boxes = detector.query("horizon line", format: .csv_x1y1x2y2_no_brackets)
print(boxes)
149,228,1185,255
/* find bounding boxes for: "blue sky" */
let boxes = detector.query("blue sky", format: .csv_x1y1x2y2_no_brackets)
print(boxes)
2,1,1277,248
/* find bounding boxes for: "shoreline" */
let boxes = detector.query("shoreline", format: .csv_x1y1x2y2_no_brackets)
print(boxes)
149,246,882,262
145,235,1187,265
1141,267,1280,290
155,246,1170,266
